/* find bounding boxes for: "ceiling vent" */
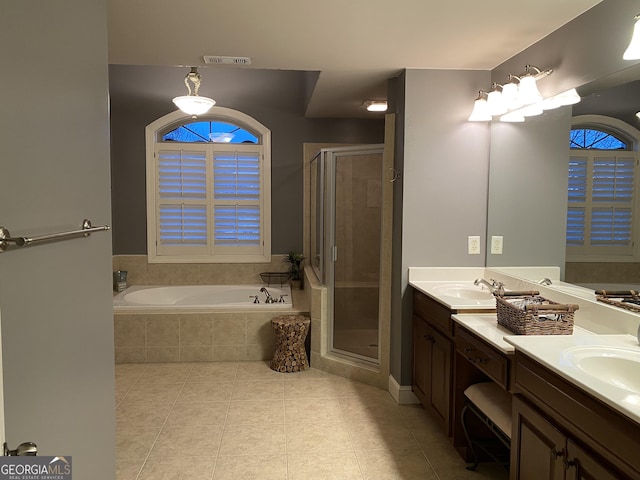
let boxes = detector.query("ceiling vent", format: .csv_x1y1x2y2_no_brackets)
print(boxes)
203,55,252,65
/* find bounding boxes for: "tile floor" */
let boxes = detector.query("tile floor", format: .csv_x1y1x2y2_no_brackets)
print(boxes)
115,361,508,480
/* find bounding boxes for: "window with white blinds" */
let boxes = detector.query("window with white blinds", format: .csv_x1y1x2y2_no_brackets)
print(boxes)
566,151,636,256
146,109,271,263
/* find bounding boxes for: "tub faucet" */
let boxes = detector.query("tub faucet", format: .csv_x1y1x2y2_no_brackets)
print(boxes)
537,278,553,286
260,287,276,304
474,278,504,294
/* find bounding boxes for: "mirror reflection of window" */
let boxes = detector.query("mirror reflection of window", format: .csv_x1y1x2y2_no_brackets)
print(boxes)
567,124,636,256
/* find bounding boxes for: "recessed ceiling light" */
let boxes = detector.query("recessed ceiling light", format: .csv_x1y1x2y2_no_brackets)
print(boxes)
364,100,388,112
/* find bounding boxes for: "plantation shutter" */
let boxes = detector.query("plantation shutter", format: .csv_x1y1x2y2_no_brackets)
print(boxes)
156,148,209,254
213,150,262,249
567,152,635,254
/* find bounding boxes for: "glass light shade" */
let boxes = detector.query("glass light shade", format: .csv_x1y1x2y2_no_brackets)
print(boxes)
519,102,543,117
500,110,525,123
518,76,542,105
468,98,492,122
636,111,640,120
554,88,581,106
501,82,521,109
487,90,507,115
624,16,640,60
172,95,216,115
365,101,388,112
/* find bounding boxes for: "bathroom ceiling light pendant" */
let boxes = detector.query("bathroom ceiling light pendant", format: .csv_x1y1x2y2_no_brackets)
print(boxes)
468,91,492,122
623,14,640,60
501,76,521,110
172,67,216,116
364,100,388,112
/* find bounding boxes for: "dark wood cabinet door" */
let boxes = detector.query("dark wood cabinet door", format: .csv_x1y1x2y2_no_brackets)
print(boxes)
412,314,429,403
428,324,452,428
565,440,627,480
511,396,566,480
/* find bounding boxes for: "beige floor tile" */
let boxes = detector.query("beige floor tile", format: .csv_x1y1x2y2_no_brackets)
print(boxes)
187,362,239,382
177,382,234,402
166,401,229,426
138,455,216,480
348,421,419,451
219,424,286,456
286,422,352,453
282,367,333,381
339,395,405,424
213,454,287,480
284,379,339,399
231,380,284,402
116,427,161,460
115,363,148,381
138,363,193,384
116,403,172,428
329,378,393,399
226,400,285,425
236,361,284,380
356,449,438,480
287,452,363,480
116,458,144,480
122,383,184,405
285,398,345,424
148,424,224,458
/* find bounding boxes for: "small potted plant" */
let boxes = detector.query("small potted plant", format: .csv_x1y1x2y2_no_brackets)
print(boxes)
286,251,305,289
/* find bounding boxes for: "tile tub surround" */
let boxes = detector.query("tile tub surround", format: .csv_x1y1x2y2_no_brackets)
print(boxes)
115,361,508,480
115,309,309,363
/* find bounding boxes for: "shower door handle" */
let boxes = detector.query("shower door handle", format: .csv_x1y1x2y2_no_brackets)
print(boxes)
332,245,338,262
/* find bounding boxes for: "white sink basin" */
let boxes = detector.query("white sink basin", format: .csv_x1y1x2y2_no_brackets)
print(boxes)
563,346,640,393
431,284,494,301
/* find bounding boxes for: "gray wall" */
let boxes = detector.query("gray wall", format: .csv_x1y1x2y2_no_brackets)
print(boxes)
109,65,385,255
0,1,115,478
391,69,491,384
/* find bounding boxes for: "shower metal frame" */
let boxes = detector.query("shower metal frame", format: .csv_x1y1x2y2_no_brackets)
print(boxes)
311,144,384,365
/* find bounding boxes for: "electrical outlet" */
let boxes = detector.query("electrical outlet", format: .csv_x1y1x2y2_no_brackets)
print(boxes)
468,236,481,255
491,235,503,254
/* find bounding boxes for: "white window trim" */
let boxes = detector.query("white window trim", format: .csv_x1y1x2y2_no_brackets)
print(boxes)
145,108,271,263
567,115,640,263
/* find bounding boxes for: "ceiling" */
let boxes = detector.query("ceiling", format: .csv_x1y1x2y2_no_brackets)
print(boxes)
107,0,601,118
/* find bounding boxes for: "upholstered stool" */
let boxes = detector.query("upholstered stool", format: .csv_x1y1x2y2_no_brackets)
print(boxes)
270,315,311,373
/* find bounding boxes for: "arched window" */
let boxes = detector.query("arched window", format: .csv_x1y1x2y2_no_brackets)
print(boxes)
145,108,271,263
567,116,639,259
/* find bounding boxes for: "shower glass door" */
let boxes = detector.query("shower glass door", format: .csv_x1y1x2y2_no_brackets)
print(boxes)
329,146,383,362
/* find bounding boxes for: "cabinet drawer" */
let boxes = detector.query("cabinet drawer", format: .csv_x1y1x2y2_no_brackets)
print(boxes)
413,290,453,336
455,326,509,389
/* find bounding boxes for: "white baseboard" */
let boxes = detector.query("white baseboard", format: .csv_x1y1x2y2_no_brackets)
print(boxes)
388,375,420,405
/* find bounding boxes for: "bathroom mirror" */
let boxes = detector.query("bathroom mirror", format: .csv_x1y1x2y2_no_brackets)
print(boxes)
485,62,640,278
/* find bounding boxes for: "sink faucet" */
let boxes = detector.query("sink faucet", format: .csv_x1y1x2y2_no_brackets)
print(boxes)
538,278,553,286
474,278,504,294
260,287,276,304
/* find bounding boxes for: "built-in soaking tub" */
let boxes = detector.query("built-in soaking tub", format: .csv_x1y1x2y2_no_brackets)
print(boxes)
113,284,293,313
113,284,306,364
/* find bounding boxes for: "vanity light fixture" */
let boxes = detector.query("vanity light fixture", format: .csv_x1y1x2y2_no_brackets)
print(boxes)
501,77,521,110
623,14,640,60
364,100,388,112
500,110,525,123
517,65,551,106
636,111,640,120
467,91,492,122
486,84,508,116
172,67,216,116
542,88,581,110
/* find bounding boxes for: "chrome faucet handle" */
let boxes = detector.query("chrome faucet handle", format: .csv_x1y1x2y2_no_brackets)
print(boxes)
278,294,288,303
249,295,259,304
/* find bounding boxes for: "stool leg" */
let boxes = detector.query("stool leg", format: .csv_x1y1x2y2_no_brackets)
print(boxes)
461,405,480,471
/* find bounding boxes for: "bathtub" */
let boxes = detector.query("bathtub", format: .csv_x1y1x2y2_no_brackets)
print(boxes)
113,284,293,312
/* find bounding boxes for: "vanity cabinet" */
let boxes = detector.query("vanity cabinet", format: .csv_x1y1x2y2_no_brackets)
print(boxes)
511,351,640,480
412,289,454,435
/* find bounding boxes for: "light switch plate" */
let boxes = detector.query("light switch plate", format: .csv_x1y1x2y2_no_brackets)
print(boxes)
468,236,481,255
491,236,503,254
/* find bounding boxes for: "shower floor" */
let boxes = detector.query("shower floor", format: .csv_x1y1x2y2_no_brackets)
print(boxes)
333,328,379,359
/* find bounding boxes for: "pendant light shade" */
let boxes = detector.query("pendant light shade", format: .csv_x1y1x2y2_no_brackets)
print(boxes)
172,67,216,115
501,81,521,110
500,110,525,123
487,87,507,116
623,14,640,60
517,75,542,106
468,92,492,122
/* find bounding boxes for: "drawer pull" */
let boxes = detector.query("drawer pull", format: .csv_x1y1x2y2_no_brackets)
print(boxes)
463,347,474,354
424,334,435,343
551,448,565,459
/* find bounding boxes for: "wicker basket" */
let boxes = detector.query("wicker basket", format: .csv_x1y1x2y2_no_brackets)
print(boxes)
495,291,578,335
259,271,292,286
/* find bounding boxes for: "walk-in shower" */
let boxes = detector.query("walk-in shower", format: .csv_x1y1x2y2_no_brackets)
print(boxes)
310,145,384,363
